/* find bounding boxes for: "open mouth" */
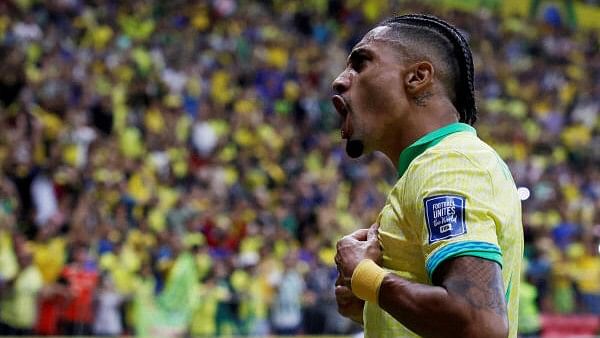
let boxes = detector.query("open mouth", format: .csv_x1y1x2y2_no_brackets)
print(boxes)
331,95,352,139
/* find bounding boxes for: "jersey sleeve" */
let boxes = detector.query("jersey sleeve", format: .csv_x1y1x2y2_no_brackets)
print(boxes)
403,149,503,281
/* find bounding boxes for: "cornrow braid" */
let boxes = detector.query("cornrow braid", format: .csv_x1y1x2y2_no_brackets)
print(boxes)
380,14,478,125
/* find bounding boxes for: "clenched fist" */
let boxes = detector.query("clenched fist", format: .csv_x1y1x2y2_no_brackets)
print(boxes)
334,223,382,323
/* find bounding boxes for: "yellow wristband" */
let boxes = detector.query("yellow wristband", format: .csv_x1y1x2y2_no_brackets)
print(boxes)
351,259,388,304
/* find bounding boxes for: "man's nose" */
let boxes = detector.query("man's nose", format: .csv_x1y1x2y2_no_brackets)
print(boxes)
332,71,351,95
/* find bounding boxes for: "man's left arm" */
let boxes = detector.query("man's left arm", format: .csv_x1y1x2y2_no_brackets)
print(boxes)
377,256,507,338
335,230,508,338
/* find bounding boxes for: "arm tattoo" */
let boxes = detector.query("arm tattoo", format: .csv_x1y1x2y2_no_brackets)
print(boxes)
433,256,507,317
413,91,433,107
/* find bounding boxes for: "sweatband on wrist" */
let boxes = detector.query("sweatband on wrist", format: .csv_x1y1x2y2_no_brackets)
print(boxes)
351,259,388,304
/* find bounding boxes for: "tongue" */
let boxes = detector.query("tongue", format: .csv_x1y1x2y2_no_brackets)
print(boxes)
343,114,353,139
332,95,360,156
342,114,362,158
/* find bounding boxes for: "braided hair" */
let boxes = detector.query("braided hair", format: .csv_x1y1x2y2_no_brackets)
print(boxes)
379,14,478,125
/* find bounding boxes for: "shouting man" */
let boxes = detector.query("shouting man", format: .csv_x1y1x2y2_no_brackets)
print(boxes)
332,14,523,338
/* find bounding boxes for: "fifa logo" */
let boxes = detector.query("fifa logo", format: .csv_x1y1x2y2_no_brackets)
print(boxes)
425,195,467,243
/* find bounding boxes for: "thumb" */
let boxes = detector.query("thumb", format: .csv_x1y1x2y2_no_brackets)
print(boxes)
367,223,379,241
349,228,369,241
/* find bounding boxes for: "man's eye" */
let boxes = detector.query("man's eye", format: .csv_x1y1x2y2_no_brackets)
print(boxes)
352,57,366,72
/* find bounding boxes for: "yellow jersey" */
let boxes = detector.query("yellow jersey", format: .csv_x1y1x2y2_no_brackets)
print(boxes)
364,123,523,338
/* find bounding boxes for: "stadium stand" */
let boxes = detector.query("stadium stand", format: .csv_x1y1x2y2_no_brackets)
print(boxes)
0,0,599,336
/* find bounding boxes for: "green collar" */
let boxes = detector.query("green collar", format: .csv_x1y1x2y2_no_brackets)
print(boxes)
397,122,476,178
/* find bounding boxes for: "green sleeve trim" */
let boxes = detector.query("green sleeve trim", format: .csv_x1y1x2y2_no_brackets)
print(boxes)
505,273,513,303
426,241,503,281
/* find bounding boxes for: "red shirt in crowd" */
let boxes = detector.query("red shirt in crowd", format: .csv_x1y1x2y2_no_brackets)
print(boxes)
60,265,99,323
36,292,67,335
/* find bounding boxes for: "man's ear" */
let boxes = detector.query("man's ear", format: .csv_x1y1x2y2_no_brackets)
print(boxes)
403,61,434,95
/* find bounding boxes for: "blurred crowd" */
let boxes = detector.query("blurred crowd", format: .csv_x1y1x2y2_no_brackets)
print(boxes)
0,0,598,337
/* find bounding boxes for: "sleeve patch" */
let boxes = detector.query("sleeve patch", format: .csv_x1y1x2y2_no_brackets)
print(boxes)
424,195,467,244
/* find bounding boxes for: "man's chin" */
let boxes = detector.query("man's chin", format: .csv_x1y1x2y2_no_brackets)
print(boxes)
346,139,364,159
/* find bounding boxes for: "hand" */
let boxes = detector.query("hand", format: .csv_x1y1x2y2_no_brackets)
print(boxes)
335,223,382,286
335,273,365,324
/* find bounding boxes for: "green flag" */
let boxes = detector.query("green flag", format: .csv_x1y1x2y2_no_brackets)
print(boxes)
135,251,199,338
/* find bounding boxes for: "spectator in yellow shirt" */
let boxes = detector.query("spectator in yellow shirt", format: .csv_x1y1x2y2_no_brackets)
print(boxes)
0,242,43,335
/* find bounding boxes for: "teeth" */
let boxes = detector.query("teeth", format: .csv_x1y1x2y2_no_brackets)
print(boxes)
332,95,348,117
332,95,351,139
